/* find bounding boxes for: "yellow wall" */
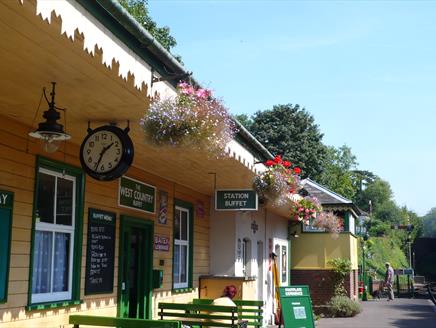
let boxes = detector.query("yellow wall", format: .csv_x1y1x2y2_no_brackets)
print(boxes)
291,232,358,270
0,116,210,327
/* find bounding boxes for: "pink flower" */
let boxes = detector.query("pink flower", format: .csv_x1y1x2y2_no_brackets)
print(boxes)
196,88,211,99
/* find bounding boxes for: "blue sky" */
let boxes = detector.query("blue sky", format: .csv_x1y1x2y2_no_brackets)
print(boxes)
149,0,436,216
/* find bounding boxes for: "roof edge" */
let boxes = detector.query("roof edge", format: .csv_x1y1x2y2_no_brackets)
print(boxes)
233,119,274,162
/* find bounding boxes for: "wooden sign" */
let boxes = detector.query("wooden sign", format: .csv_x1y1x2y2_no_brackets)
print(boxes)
119,176,156,213
215,190,258,211
279,286,315,328
85,208,116,295
0,190,13,302
154,234,170,252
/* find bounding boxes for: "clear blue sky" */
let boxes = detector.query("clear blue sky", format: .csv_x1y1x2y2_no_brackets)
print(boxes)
149,0,436,216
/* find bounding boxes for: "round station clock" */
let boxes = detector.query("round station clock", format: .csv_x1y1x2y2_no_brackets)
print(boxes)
79,125,134,181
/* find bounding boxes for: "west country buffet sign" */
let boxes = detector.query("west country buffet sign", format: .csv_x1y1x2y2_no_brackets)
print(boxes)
215,190,258,211
119,176,156,213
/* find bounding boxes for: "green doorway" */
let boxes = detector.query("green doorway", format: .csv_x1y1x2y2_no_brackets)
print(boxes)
118,216,153,319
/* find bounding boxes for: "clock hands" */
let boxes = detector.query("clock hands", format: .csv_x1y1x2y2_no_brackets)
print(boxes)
94,142,115,170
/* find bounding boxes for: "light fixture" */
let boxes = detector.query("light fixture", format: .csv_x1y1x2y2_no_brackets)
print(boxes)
29,82,70,153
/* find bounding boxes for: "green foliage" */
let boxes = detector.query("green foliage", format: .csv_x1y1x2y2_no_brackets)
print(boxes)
354,178,393,213
247,104,328,179
422,208,436,237
234,114,253,131
327,258,352,296
318,145,358,199
363,237,408,278
328,296,361,317
118,0,181,61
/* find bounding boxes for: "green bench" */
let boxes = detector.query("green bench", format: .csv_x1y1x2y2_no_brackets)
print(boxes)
69,315,181,328
192,299,263,327
158,302,241,327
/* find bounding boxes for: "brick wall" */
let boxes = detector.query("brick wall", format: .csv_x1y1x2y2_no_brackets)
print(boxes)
291,269,358,305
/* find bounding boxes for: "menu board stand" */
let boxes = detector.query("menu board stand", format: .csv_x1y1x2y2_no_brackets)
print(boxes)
85,208,116,295
279,285,315,328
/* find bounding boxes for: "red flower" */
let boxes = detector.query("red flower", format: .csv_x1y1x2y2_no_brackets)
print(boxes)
294,167,301,174
283,160,291,168
274,155,282,164
266,160,274,167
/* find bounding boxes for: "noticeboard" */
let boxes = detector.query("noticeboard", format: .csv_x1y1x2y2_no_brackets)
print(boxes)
279,285,315,328
85,208,116,295
0,190,13,303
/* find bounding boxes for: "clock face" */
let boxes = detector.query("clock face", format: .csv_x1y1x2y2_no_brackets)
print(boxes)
82,130,123,173
80,125,134,181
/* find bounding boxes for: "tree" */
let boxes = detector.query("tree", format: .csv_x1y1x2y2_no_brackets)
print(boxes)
248,104,327,179
118,0,181,61
318,145,358,199
354,178,393,213
234,114,253,131
421,208,436,237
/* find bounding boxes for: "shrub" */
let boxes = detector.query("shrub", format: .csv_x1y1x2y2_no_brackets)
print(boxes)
327,258,352,296
328,296,361,317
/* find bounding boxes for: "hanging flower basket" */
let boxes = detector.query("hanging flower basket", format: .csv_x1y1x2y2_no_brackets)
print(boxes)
289,195,322,225
311,211,343,237
140,82,236,155
253,155,301,206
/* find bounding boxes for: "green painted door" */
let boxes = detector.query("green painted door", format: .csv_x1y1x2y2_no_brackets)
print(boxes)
118,216,153,319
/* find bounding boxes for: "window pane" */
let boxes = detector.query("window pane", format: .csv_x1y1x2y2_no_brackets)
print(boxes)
32,231,53,294
37,173,55,224
281,246,287,283
181,211,188,241
56,178,73,226
53,233,70,292
181,245,187,283
174,210,181,240
173,244,180,284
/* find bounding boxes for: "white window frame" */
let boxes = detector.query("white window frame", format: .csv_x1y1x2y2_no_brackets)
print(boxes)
31,167,76,304
274,239,288,286
242,238,251,277
173,206,189,289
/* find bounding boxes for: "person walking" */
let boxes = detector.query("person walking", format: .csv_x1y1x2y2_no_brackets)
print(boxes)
384,262,395,301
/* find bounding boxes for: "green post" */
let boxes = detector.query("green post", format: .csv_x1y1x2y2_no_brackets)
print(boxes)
362,244,368,301
396,274,400,298
361,235,368,301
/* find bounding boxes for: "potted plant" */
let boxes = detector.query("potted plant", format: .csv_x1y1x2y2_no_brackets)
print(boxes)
253,155,301,206
140,82,236,155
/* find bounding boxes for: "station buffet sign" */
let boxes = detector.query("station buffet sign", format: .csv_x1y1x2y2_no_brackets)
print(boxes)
119,176,156,213
215,189,258,211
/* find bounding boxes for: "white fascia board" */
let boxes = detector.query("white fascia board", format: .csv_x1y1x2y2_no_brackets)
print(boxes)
35,0,176,97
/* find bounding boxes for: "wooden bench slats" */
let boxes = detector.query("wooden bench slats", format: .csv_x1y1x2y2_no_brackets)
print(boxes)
158,302,238,312
159,312,237,320
181,320,236,327
69,315,181,328
237,308,264,313
191,299,263,327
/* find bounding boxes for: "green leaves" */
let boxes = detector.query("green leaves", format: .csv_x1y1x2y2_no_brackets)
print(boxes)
118,0,180,60
246,104,328,179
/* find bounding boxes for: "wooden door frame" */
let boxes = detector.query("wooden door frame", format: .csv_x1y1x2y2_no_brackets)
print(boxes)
117,215,154,319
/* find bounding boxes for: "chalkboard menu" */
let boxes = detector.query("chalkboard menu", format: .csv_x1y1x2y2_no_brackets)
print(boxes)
85,208,116,295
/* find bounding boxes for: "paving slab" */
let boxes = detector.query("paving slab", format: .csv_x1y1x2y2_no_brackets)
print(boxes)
317,298,436,328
